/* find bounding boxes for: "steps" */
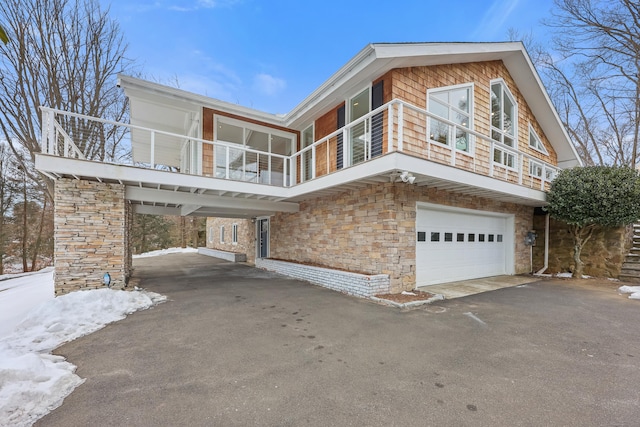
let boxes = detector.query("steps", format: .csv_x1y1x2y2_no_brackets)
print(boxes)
619,223,640,283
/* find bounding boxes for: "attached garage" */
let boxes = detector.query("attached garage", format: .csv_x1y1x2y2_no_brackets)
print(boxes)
416,203,515,286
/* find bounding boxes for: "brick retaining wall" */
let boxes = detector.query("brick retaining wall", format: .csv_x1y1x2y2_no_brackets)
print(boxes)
255,258,390,298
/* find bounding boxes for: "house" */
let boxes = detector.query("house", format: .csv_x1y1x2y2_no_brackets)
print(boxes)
35,42,582,296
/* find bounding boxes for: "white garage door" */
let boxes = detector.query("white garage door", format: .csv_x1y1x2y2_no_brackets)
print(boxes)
416,205,513,286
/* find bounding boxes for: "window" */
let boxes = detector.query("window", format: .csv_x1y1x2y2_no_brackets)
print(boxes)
444,232,453,242
479,234,486,242
417,232,426,242
349,87,371,166
457,233,465,242
208,227,214,243
301,124,314,182
220,226,225,243
490,80,517,147
431,232,440,242
529,126,548,154
488,234,495,242
494,147,516,169
232,224,238,244
529,160,543,178
497,234,503,242
468,233,475,242
545,168,557,181
428,84,473,152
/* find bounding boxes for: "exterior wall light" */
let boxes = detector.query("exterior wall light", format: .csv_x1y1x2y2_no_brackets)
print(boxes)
103,272,112,288
400,171,416,184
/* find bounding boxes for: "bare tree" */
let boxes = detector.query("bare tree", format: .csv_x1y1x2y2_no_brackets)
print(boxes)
0,143,18,274
0,0,134,198
538,0,640,167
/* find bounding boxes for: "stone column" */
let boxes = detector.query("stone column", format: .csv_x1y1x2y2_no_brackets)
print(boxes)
54,178,127,295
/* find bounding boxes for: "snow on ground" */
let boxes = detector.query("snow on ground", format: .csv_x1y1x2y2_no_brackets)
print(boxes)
618,286,640,300
0,257,169,427
133,246,198,258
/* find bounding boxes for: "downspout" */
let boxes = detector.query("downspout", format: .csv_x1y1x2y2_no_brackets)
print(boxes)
535,213,550,275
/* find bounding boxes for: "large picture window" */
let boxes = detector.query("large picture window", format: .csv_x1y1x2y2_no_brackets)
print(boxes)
490,80,517,147
427,84,473,152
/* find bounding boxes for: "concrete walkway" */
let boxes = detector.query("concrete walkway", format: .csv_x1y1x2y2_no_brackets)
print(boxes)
420,275,540,299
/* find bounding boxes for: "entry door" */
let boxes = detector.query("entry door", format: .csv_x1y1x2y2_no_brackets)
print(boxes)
258,218,269,258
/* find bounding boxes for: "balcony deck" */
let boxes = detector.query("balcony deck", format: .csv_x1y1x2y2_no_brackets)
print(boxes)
36,101,559,217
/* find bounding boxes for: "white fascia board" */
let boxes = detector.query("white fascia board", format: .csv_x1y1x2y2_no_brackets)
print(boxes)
118,75,286,126
126,186,298,213
393,153,547,203
35,154,292,199
180,204,202,216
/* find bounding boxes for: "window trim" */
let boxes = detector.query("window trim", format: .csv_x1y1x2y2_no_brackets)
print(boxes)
208,226,214,243
426,83,475,155
490,79,518,147
529,159,544,178
220,225,225,244
528,125,549,155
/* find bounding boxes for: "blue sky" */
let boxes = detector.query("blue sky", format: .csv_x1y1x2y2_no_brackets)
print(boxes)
103,0,556,114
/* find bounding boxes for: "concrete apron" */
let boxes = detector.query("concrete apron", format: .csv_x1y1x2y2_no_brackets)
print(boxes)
418,275,540,299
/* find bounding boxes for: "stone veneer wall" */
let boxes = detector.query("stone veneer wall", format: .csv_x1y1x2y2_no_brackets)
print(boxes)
205,217,255,264
54,178,129,294
270,182,532,293
532,215,633,278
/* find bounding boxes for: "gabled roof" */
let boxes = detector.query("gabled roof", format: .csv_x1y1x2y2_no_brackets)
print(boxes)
119,42,582,168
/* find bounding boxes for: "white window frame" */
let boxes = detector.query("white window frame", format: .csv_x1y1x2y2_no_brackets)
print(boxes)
208,226,214,243
232,223,238,245
426,83,475,155
490,79,518,147
220,225,225,244
301,123,314,182
494,147,517,170
345,85,372,168
529,159,543,178
528,125,549,155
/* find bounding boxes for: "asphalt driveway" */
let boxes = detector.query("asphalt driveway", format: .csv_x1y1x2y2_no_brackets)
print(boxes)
37,253,640,426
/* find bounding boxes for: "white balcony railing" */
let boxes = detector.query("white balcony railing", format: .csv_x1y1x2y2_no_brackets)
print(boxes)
40,100,560,191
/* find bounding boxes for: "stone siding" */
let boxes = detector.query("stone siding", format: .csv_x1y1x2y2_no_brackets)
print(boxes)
255,258,390,298
206,217,255,264
54,179,128,294
532,215,633,278
270,182,532,293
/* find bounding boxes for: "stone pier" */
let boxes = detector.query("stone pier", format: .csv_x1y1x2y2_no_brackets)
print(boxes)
53,178,131,294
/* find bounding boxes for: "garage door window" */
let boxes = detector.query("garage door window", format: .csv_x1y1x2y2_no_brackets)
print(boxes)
431,232,440,242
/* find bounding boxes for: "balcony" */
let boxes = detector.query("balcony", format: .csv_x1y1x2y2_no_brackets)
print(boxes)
36,99,559,216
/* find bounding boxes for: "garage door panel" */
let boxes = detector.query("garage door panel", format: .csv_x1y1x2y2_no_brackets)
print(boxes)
416,206,511,286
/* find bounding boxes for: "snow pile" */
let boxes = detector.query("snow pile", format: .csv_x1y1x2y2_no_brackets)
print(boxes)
133,246,198,258
618,285,640,300
0,287,166,427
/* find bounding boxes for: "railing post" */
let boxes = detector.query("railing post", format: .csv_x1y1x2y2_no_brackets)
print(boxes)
397,103,404,152
450,125,456,166
150,131,155,168
518,153,523,185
